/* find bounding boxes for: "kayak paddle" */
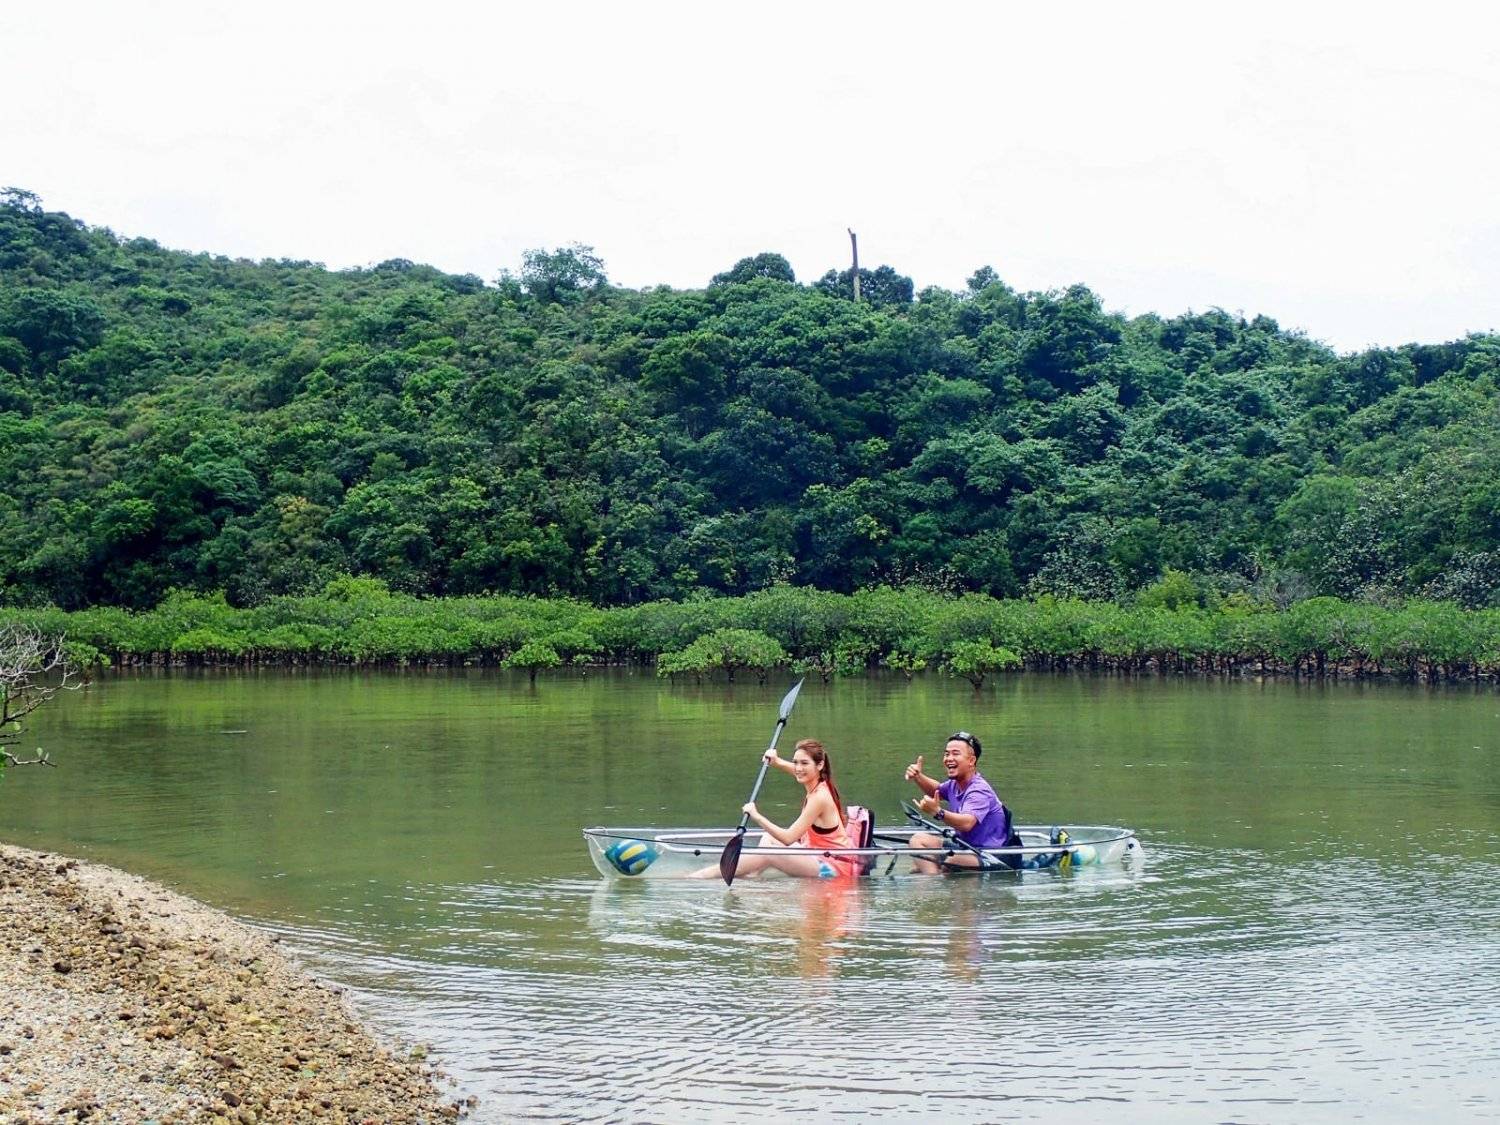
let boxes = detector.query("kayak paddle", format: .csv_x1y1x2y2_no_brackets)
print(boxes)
901,799,987,862
719,678,805,885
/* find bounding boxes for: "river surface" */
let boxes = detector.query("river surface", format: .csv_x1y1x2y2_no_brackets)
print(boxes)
5,670,1500,1122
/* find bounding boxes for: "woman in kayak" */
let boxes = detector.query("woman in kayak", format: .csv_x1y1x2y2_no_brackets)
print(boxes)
699,739,860,879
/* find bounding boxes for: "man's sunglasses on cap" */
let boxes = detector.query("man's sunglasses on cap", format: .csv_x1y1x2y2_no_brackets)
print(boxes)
946,731,982,758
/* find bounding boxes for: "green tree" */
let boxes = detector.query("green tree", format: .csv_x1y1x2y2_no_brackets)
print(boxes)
941,640,1021,688
501,640,563,683
514,244,607,303
815,264,914,306
656,628,789,682
0,288,106,368
1136,569,1201,610
640,331,732,433
711,253,795,286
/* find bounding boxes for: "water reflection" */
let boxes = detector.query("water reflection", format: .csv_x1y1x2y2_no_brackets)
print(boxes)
272,842,1500,1122
788,880,865,979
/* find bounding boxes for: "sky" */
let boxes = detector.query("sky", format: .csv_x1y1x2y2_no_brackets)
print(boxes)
4,0,1498,353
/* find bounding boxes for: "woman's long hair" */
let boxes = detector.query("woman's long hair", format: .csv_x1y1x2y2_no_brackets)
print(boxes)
795,738,845,825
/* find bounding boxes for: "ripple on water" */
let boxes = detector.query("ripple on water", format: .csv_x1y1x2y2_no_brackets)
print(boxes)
262,842,1500,1123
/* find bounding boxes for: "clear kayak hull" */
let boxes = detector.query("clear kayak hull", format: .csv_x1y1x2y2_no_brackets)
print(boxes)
583,824,1143,880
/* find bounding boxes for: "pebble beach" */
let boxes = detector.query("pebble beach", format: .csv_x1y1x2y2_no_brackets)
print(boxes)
0,844,471,1123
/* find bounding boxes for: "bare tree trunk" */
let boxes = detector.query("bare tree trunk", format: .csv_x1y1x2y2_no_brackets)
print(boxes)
1,625,82,769
848,228,861,302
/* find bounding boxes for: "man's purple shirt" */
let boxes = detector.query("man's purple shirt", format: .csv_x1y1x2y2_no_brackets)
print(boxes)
935,771,1010,848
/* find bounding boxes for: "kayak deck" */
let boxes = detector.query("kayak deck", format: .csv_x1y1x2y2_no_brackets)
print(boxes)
583,823,1142,879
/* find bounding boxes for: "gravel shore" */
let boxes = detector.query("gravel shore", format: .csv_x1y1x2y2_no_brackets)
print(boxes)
0,843,471,1123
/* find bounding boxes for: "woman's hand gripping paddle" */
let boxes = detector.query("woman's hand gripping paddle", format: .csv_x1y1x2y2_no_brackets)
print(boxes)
719,678,805,885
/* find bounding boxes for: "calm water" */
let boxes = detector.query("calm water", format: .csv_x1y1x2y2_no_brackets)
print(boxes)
5,670,1500,1122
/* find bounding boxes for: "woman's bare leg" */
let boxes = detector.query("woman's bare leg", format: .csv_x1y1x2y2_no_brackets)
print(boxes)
688,832,782,879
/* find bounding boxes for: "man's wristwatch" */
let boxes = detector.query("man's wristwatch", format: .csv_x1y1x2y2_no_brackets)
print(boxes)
935,808,946,822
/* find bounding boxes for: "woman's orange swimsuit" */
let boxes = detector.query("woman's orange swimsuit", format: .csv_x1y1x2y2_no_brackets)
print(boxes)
800,786,861,878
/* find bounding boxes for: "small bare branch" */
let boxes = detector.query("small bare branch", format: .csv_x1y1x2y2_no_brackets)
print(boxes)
1,748,55,768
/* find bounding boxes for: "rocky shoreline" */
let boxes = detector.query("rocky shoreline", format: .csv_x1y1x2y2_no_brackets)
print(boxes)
0,844,471,1123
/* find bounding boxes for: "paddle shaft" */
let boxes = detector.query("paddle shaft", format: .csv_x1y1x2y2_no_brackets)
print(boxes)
733,716,790,833
720,678,805,885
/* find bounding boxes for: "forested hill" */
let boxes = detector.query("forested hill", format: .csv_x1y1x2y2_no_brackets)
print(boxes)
1,189,1497,612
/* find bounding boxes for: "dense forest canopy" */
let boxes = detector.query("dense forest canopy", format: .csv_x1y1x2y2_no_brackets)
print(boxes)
1,188,1497,612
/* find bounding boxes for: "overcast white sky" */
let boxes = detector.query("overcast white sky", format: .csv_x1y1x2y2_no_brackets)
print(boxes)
5,1,1497,352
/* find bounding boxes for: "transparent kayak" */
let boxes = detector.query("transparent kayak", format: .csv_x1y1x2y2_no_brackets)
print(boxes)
583,821,1144,880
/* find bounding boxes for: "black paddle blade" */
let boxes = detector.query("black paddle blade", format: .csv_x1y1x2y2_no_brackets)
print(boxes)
719,827,746,885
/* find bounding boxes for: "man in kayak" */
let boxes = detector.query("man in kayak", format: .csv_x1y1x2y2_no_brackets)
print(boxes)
904,731,1017,873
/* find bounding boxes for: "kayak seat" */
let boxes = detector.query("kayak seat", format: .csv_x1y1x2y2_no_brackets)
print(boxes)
992,804,1024,871
845,805,874,874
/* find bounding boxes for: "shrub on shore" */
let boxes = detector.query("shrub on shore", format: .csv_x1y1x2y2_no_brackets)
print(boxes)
3,580,1499,684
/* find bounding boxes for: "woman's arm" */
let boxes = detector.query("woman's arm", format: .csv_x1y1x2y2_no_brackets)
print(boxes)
743,802,800,845
744,789,835,847
762,747,796,776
